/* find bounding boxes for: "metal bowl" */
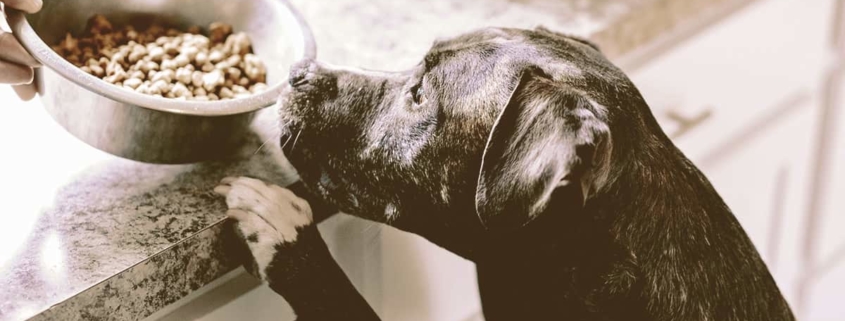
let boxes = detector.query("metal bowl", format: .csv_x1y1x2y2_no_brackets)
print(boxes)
7,0,315,164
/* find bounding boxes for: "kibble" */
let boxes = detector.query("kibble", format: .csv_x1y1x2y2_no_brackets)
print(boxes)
52,14,269,101
151,70,172,84
175,68,192,84
124,78,142,89
232,85,247,94
170,83,191,98
195,51,209,66
129,70,145,81
191,70,204,88
202,69,225,92
89,65,105,77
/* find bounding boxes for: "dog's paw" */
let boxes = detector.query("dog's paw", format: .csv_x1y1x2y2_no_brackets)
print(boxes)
214,176,313,279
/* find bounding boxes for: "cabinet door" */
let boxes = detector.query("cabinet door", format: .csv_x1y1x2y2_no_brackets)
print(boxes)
801,67,845,321
628,0,835,161
319,215,388,315
322,214,483,321
377,225,482,321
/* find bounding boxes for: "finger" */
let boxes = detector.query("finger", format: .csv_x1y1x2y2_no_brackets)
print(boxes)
0,32,41,67
0,61,33,85
12,83,36,101
220,176,238,184
2,0,43,14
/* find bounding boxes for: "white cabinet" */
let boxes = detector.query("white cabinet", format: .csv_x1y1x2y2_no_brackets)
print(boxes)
376,225,482,321
802,67,845,321
628,0,835,161
142,268,295,321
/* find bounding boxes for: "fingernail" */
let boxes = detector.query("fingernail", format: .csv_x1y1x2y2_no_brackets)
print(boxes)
24,67,34,84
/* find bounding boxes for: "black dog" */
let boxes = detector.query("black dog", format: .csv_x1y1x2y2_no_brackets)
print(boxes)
214,27,794,320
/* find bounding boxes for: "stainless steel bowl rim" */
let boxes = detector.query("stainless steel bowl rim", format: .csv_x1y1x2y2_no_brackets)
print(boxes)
6,3,316,117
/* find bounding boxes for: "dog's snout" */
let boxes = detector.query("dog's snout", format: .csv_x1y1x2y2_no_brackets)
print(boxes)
289,59,315,87
284,59,340,105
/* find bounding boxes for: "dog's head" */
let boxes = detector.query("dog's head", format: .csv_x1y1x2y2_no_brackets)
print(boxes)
279,27,652,231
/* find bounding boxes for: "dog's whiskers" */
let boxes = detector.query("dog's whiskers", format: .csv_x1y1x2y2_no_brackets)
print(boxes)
280,132,294,150
255,120,296,155
290,128,304,151
279,120,299,150
253,136,277,155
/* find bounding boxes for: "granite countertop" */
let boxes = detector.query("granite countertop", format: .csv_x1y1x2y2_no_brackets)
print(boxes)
0,0,754,320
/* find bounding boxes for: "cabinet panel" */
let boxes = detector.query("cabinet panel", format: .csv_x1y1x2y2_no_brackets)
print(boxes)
629,0,835,161
802,67,845,321
379,227,481,321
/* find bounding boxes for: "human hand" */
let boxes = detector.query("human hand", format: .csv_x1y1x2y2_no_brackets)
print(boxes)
1,0,42,100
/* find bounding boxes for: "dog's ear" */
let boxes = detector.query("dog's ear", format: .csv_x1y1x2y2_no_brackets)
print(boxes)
475,68,611,231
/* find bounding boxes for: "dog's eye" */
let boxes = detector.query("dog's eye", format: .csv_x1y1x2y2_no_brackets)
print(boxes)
410,82,426,105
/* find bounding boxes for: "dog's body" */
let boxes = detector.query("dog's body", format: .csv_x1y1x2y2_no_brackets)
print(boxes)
215,27,794,320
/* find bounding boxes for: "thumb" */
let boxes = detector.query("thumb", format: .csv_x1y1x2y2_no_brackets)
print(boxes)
12,82,36,101
2,0,43,14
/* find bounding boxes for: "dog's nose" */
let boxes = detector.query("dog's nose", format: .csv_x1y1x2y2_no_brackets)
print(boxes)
288,59,315,87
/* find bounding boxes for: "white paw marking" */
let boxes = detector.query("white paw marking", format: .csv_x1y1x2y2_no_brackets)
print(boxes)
214,176,313,280
226,209,283,280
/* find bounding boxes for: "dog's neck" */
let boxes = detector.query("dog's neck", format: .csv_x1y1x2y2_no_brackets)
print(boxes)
588,137,790,319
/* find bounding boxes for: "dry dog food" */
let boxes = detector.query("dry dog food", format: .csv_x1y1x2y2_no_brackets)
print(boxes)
52,15,268,101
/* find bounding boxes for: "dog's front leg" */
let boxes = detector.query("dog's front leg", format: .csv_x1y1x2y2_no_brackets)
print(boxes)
215,177,380,321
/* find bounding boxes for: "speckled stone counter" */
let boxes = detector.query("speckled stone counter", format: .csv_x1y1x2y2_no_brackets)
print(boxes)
0,0,754,320
0,104,297,321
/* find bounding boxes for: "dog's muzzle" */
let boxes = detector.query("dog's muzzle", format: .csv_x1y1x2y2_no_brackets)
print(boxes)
279,59,337,154
289,59,314,87
286,59,339,94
